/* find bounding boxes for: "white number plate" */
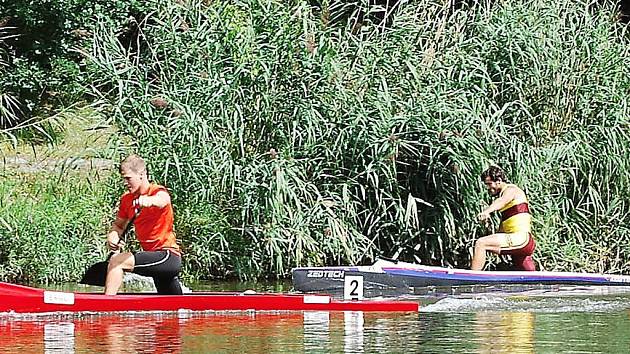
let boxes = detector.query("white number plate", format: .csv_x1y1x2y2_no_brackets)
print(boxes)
43,291,75,305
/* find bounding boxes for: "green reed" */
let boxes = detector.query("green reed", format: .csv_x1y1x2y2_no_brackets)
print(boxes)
83,0,629,278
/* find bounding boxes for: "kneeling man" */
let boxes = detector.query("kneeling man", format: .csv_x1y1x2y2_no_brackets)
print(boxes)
473,166,535,271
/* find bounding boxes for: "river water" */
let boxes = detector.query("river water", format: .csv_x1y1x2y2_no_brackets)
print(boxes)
2,282,630,353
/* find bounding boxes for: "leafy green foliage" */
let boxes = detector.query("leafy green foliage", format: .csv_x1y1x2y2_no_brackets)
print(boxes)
0,0,151,142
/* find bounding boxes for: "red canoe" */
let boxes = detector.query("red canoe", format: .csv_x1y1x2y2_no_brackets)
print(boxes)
0,282,419,314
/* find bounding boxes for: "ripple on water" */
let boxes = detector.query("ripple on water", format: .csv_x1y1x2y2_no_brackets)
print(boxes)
421,294,630,313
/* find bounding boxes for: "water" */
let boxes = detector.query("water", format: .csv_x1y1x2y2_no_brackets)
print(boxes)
2,283,630,353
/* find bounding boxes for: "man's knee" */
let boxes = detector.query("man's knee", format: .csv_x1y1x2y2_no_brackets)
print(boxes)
475,235,504,255
154,277,182,295
475,236,492,249
108,253,134,271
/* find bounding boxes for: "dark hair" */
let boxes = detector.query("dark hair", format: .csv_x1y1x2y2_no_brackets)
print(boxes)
480,166,509,182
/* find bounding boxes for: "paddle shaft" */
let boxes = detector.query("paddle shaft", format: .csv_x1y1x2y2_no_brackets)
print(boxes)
79,209,140,286
112,209,139,251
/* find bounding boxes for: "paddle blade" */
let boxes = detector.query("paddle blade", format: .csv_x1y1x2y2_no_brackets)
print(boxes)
79,261,109,286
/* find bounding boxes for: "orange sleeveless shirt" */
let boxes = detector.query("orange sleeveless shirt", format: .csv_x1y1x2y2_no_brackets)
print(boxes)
117,183,180,253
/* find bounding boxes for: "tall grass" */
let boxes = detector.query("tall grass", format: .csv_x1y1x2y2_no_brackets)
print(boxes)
85,0,629,278
0,172,111,283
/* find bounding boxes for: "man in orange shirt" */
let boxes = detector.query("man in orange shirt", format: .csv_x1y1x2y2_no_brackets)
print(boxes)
472,166,536,271
105,154,183,295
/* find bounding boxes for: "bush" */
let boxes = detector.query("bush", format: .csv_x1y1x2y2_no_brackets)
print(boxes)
0,0,151,136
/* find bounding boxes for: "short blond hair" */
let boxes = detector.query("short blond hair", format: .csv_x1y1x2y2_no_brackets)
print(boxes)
119,154,146,174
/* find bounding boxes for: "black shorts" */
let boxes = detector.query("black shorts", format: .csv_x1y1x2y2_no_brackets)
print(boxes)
133,249,182,295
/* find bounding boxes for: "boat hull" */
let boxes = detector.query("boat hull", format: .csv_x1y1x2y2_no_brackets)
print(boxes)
292,260,630,294
0,282,418,314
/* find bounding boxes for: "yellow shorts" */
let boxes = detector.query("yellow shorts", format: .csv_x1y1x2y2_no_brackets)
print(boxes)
496,232,529,251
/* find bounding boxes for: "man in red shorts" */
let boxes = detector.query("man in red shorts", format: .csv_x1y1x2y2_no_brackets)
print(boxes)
105,154,183,295
472,166,536,271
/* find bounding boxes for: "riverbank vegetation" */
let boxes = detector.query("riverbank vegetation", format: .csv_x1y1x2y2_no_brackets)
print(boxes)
1,0,629,283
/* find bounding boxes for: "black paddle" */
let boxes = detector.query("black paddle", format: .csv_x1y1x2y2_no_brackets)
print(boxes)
80,210,139,286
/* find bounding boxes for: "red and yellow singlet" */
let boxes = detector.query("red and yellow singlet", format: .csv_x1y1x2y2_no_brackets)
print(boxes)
497,184,532,250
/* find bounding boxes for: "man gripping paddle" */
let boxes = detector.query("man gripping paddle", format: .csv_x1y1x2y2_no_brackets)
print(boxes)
104,154,183,295
472,166,536,271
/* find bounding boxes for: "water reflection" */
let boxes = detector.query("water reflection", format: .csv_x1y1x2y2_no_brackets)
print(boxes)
0,311,409,354
473,312,534,354
44,322,75,353
303,311,330,352
343,312,364,353
2,298,630,353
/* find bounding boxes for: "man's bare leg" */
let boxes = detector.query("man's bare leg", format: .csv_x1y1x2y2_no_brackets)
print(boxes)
105,252,135,295
471,234,504,271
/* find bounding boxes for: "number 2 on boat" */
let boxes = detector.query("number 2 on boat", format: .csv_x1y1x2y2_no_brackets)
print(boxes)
344,276,364,300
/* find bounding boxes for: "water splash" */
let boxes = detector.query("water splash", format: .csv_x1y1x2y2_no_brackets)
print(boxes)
421,294,630,313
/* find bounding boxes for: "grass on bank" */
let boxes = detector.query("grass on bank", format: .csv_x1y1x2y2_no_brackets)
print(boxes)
0,106,122,283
